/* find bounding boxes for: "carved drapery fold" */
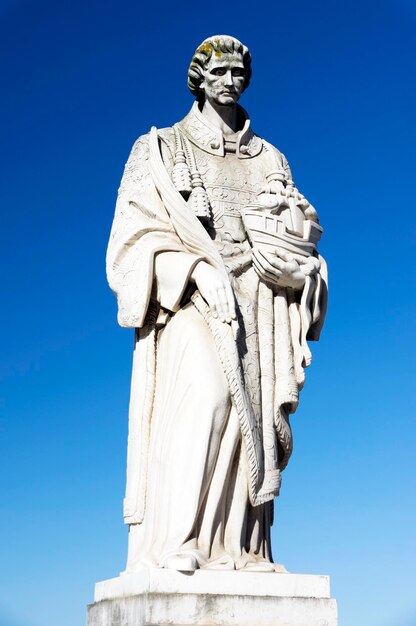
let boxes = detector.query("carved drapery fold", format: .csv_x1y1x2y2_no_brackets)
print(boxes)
107,117,327,524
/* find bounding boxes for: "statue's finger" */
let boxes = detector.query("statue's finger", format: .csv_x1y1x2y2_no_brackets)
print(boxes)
218,287,231,322
255,248,274,265
276,249,292,262
218,288,229,320
221,294,233,323
225,285,237,319
215,295,225,321
254,255,282,277
269,256,286,271
253,251,273,273
208,292,218,318
252,256,267,275
263,270,281,285
253,258,282,285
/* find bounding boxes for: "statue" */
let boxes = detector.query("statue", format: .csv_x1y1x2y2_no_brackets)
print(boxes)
106,35,328,575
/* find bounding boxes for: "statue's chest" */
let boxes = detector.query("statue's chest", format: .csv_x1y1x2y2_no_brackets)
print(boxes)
194,149,266,242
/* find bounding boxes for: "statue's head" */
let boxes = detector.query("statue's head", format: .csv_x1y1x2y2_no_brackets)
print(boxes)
188,35,252,105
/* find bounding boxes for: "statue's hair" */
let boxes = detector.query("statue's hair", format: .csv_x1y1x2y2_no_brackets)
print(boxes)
187,35,252,101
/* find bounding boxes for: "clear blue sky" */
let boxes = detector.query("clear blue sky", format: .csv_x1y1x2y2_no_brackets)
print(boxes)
1,1,415,625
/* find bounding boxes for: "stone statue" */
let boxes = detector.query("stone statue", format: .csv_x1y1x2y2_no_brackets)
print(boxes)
106,35,328,575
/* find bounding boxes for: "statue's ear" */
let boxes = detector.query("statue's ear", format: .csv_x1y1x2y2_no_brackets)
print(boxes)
199,66,207,93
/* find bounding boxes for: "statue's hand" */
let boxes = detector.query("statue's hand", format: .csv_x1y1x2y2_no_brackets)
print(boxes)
191,261,236,323
283,185,318,220
252,249,306,290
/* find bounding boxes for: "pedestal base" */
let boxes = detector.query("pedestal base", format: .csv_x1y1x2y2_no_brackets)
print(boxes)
87,570,338,626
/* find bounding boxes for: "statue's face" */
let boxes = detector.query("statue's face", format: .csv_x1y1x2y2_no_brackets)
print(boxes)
200,52,245,106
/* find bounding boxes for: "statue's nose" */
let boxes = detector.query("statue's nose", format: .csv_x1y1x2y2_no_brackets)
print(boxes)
224,71,233,86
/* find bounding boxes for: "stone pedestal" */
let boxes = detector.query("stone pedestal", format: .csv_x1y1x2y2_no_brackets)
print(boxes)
87,570,338,626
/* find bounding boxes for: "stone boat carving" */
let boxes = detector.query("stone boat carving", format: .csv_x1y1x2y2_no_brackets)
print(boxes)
242,201,323,262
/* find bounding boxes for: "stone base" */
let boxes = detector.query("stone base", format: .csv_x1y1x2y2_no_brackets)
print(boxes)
87,570,338,626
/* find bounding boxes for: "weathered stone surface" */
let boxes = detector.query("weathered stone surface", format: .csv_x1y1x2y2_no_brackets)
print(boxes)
105,34,328,575
87,571,337,626
94,570,331,601
90,32,336,626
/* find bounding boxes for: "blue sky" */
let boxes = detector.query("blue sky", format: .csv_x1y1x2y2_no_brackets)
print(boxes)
1,0,415,625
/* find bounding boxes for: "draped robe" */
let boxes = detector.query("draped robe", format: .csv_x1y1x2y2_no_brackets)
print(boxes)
106,103,327,571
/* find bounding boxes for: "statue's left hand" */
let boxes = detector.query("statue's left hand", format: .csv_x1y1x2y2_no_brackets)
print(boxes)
252,249,306,290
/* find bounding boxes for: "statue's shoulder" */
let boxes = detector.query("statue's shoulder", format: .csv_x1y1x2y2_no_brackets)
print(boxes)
157,126,175,144
126,126,176,162
135,126,176,158
126,133,151,164
118,126,175,194
156,127,176,161
261,138,289,168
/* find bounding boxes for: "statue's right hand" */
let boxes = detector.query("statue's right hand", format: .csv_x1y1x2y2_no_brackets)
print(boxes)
191,261,236,324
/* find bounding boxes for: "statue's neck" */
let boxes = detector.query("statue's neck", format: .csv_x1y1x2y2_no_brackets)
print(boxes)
200,100,242,136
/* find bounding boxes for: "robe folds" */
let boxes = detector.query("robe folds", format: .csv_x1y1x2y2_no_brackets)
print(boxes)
106,104,327,570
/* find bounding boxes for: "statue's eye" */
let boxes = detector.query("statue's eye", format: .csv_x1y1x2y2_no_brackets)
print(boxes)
232,68,245,77
210,68,226,76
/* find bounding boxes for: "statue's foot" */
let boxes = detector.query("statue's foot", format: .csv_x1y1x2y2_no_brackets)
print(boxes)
273,562,288,573
239,561,276,573
203,554,235,570
162,553,199,572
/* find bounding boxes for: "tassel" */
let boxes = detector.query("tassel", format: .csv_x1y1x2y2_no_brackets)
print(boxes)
182,134,211,221
189,182,210,219
171,125,192,196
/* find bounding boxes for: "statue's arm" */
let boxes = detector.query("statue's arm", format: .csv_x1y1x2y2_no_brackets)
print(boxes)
106,134,204,327
256,144,328,342
280,150,328,342
281,151,293,182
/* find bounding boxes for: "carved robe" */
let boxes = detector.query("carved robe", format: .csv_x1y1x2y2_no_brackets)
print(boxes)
106,102,327,571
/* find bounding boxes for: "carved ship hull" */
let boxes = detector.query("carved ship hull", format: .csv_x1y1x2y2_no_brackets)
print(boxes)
242,207,323,261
